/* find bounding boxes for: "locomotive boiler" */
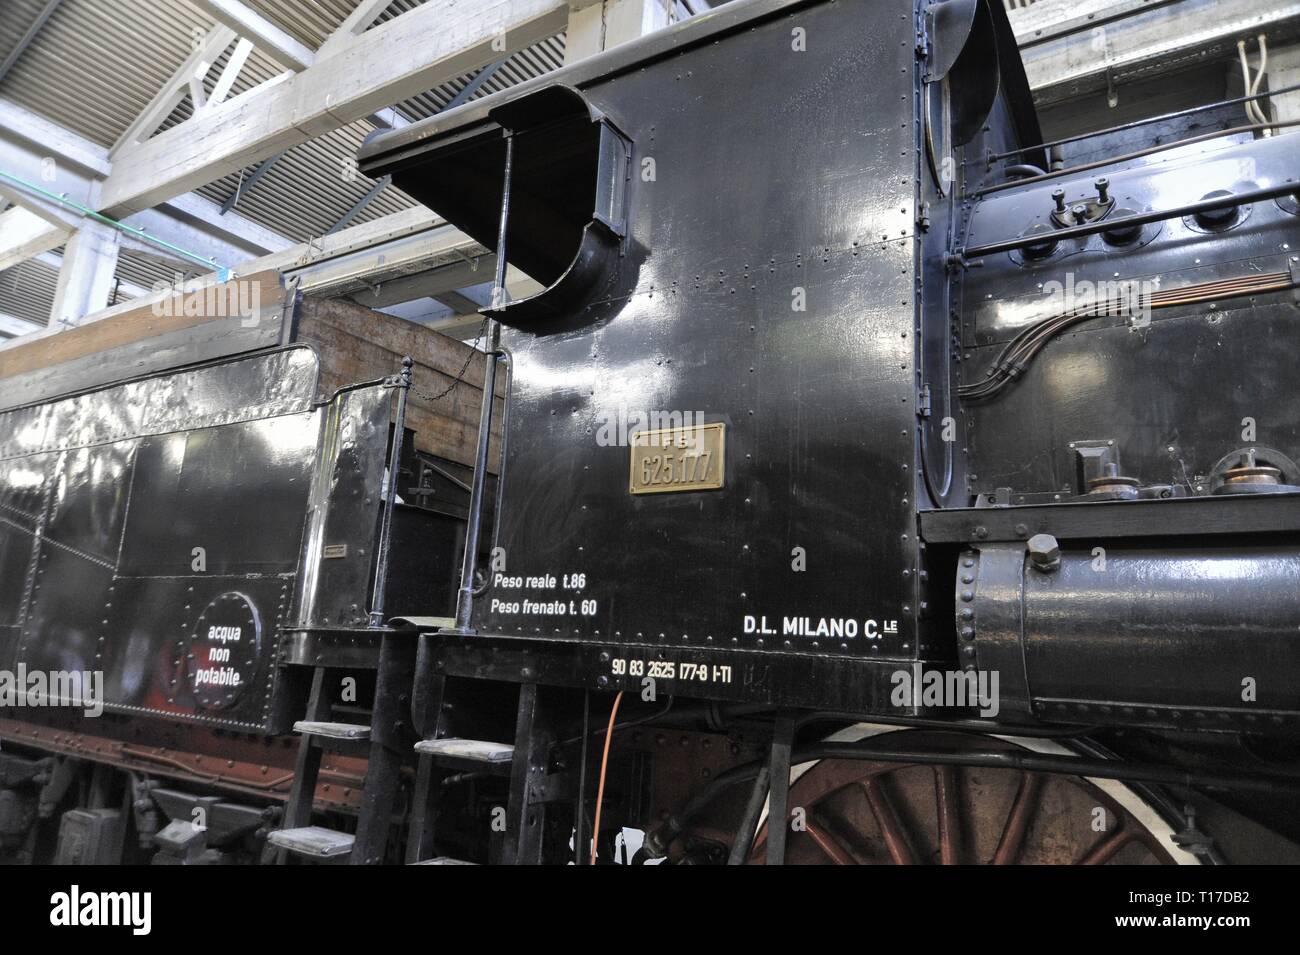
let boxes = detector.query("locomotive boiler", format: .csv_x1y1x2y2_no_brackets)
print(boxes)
3,0,1300,865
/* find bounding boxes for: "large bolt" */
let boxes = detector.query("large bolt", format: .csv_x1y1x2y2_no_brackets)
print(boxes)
1052,188,1066,213
1094,177,1110,203
1026,533,1061,572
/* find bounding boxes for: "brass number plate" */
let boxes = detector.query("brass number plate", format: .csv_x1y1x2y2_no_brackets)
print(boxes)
629,423,725,494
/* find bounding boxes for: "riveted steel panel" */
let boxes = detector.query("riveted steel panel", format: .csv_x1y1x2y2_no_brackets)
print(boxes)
959,133,1300,502
0,347,389,732
456,0,927,698
292,386,393,631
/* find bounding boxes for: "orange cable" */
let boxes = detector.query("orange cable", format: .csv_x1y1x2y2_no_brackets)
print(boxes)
589,690,624,864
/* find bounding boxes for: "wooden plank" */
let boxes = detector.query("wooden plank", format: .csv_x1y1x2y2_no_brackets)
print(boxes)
294,295,502,469
0,270,287,380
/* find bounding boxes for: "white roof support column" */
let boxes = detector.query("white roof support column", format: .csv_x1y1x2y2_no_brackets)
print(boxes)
49,218,120,329
565,0,673,64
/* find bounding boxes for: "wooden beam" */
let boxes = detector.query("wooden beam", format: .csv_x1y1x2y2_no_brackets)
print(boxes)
1015,0,1300,105
192,0,317,71
0,96,111,177
156,191,293,256
2,101,295,266
109,26,237,156
102,0,568,216
565,0,670,63
49,219,120,328
317,0,397,59
0,207,69,271
0,313,43,338
0,208,470,352
208,37,255,107
0,270,288,377
30,251,151,300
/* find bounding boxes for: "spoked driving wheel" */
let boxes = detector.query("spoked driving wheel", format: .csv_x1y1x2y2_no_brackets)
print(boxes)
733,727,1199,865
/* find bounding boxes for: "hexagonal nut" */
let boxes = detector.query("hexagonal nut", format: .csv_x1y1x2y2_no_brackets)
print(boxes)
1026,533,1060,570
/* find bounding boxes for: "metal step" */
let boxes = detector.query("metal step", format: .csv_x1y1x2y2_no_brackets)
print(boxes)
294,720,371,741
414,737,514,764
411,857,478,865
267,826,355,859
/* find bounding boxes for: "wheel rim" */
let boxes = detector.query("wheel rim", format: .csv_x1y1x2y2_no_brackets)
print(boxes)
717,726,1199,865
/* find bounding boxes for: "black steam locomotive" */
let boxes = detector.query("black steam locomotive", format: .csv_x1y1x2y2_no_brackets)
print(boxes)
2,0,1299,865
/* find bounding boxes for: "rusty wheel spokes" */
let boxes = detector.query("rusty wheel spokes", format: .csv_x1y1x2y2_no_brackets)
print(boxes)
804,815,859,865
706,731,1182,866
934,764,962,865
992,771,1043,864
1075,828,1134,865
860,777,917,865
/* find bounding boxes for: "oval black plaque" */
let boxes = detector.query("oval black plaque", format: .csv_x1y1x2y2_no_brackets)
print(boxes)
185,592,262,711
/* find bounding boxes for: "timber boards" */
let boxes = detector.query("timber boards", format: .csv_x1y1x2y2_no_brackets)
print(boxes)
294,295,501,471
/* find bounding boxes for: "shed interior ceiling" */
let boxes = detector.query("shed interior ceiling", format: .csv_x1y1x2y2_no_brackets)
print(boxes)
0,0,569,324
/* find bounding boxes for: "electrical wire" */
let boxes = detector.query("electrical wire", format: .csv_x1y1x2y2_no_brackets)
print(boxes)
1239,39,1269,131
589,690,623,864
1252,36,1271,136
959,270,1294,402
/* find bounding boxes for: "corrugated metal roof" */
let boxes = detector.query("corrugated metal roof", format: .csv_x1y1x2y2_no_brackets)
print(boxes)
396,34,567,120
0,0,592,328
0,0,53,65
246,0,363,49
113,248,184,295
197,121,419,241
1,0,213,148
0,257,58,326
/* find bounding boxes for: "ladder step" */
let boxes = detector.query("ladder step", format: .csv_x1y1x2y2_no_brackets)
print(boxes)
267,826,355,859
411,856,478,865
415,738,514,764
294,720,371,741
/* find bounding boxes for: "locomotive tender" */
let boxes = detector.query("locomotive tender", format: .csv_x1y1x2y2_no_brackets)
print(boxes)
2,0,1300,864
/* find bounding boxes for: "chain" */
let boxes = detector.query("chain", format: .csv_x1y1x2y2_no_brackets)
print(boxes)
412,315,491,402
